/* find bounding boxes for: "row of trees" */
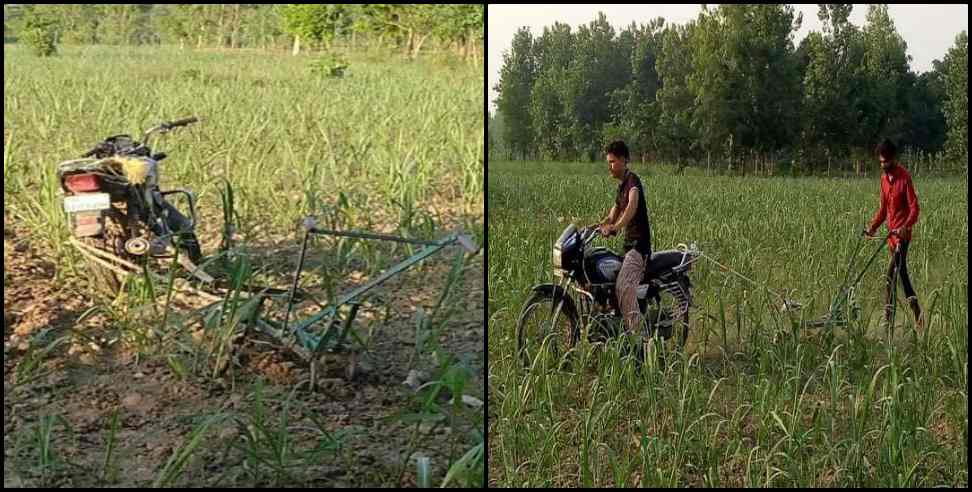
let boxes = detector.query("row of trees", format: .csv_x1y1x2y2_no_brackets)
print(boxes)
492,5,968,173
4,4,484,61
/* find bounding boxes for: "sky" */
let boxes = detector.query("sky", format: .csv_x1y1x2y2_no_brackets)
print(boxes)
488,4,970,113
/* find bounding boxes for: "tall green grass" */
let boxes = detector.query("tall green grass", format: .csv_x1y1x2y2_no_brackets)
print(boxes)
489,160,968,487
3,44,484,253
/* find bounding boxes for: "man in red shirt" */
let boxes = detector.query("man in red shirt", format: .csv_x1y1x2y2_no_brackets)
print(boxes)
864,139,923,331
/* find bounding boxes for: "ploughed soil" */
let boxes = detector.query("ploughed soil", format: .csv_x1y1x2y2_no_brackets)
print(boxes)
3,212,484,488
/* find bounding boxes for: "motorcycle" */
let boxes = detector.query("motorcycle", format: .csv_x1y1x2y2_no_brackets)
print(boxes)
57,117,210,291
516,224,701,366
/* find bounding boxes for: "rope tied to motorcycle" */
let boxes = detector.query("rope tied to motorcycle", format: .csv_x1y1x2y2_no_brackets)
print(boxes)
691,230,893,317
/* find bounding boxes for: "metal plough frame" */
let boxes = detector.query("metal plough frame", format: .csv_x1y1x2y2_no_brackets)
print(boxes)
276,217,479,362
800,234,888,329
69,216,479,381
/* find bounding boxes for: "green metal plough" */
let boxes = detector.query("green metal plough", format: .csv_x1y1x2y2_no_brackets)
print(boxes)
800,232,889,329
251,217,480,384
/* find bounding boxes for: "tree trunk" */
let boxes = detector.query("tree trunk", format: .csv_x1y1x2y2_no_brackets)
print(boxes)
292,35,300,56
728,137,734,173
411,32,430,59
216,4,225,48
231,4,241,49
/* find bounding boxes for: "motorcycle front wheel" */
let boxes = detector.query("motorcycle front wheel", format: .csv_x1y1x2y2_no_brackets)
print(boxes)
515,289,580,368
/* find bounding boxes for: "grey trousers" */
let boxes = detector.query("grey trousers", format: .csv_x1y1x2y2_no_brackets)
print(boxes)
616,249,646,334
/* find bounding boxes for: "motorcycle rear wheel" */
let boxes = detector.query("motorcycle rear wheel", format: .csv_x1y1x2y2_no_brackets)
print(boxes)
77,210,131,298
635,293,691,366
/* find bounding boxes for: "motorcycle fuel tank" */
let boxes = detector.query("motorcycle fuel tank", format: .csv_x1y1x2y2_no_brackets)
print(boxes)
584,247,623,283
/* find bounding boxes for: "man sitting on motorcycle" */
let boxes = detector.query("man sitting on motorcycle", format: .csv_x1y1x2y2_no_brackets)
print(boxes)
597,140,653,337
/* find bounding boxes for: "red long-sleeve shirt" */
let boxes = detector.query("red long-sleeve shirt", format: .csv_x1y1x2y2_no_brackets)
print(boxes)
868,163,919,251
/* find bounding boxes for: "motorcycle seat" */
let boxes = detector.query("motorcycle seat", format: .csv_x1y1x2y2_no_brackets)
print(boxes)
643,250,684,281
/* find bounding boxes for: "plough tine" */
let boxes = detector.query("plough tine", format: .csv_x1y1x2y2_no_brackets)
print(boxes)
276,219,480,363
336,303,362,349
177,255,215,283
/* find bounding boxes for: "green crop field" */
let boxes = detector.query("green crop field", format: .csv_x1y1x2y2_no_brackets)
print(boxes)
4,45,484,244
4,43,484,488
488,160,967,487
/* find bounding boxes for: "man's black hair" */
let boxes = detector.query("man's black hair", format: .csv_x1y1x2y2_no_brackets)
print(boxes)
605,140,630,161
876,139,897,160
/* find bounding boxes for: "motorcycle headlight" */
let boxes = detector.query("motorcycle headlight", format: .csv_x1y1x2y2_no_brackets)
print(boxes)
552,247,563,269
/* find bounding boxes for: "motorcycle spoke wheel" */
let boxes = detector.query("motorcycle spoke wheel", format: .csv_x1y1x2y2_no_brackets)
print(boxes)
516,295,578,369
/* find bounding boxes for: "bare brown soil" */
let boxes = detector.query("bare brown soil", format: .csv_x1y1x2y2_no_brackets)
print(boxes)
4,213,484,487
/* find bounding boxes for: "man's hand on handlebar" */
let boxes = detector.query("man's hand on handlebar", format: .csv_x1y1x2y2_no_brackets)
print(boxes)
861,227,904,240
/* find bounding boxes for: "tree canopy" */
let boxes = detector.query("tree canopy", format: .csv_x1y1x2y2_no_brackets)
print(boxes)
492,5,967,174
7,4,484,62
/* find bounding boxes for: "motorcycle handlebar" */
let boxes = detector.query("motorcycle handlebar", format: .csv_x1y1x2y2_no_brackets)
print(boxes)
142,116,199,148
580,226,600,245
164,117,199,130
79,117,199,159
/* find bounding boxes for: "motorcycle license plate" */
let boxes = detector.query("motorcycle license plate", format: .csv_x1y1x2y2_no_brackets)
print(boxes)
64,193,110,213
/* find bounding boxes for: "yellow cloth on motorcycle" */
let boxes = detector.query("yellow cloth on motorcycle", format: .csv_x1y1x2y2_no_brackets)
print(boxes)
108,157,151,185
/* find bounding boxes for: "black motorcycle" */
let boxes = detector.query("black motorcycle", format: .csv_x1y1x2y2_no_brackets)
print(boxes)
58,117,209,291
516,224,701,366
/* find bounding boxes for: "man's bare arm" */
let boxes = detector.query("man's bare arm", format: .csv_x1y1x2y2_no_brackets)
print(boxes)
601,205,618,226
610,188,639,231
607,205,619,223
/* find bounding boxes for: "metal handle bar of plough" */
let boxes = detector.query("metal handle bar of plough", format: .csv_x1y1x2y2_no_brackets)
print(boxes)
281,217,478,354
843,232,894,292
801,231,893,328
